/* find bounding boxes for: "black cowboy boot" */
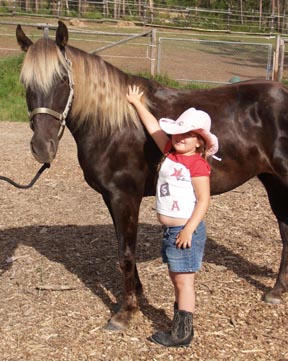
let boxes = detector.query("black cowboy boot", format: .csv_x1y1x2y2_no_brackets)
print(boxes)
150,309,194,347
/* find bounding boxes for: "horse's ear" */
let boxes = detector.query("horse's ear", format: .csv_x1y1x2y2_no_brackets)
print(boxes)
56,21,68,48
16,25,33,52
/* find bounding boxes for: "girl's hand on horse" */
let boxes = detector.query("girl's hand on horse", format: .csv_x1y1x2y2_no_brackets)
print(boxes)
127,85,143,104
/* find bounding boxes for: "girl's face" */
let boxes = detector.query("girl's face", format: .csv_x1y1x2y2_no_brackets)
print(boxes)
171,131,201,156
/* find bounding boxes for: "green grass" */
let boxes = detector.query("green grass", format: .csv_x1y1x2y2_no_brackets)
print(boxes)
0,54,27,122
138,72,213,89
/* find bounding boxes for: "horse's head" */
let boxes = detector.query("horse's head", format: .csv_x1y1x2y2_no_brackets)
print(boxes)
16,21,73,164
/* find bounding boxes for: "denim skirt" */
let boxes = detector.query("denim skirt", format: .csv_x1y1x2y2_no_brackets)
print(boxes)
161,220,206,273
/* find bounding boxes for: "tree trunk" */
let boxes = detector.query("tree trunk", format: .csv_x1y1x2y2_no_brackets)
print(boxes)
7,0,13,11
148,0,154,22
114,0,120,19
282,0,288,32
239,0,243,25
65,0,69,16
103,0,109,17
271,0,275,32
121,0,125,16
25,0,30,11
277,0,280,30
259,0,262,30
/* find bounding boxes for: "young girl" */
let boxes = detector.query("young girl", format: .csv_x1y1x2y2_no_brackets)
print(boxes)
126,85,219,347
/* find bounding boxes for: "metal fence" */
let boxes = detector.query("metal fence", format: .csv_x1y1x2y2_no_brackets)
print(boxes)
157,37,273,85
1,1,288,34
0,20,284,85
0,21,156,75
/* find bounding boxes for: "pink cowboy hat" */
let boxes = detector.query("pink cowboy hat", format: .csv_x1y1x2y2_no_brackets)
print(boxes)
159,107,219,156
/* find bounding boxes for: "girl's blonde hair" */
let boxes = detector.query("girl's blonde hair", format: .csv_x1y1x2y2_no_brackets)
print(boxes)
195,134,207,159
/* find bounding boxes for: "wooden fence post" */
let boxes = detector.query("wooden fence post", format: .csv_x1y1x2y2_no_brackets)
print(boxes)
273,34,280,80
277,38,285,81
150,29,157,77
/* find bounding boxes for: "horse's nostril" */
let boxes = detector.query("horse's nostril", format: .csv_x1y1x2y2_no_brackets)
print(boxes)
48,139,56,154
30,140,36,155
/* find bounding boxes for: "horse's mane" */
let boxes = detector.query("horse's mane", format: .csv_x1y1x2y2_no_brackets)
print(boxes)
20,38,141,134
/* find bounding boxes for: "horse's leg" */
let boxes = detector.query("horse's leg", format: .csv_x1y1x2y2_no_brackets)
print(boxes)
102,193,143,330
258,174,288,303
265,219,288,303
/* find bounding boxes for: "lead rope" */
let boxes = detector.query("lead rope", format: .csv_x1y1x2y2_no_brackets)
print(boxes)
0,163,50,189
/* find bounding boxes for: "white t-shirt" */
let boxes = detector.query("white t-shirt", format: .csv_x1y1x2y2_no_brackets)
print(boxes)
156,142,211,218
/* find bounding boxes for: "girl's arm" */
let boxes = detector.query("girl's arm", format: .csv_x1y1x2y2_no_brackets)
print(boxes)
175,176,210,249
127,85,169,153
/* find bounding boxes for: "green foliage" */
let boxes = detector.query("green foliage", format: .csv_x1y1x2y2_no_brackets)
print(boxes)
165,0,197,7
0,55,27,122
136,72,214,89
154,73,184,88
0,6,9,13
82,11,103,20
155,1,272,12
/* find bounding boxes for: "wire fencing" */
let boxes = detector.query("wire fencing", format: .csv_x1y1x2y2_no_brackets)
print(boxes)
0,21,156,76
0,20,285,85
1,1,288,34
157,37,273,84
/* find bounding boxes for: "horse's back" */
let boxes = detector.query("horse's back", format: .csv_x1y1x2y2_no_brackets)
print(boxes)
178,81,288,194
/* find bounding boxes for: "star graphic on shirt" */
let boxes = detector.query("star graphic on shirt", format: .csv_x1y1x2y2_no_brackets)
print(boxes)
170,168,184,181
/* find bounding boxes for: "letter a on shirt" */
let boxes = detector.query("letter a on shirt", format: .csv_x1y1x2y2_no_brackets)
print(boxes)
171,200,180,211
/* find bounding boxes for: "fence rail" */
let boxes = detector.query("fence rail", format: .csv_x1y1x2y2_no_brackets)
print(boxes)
1,1,288,34
0,20,287,85
157,38,273,85
0,20,156,76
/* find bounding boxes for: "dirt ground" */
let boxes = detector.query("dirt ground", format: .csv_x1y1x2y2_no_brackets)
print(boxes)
0,122,287,361
0,18,287,361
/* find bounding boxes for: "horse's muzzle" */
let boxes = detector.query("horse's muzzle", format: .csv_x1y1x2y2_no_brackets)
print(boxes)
30,137,58,164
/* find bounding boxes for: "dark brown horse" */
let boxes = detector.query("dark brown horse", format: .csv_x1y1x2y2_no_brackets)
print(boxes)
16,21,288,330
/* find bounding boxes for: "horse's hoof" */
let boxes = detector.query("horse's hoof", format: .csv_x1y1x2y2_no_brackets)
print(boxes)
103,322,124,331
263,292,282,304
104,318,128,331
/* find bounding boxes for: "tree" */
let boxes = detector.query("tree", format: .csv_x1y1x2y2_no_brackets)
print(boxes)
259,0,262,29
78,0,88,15
271,0,275,32
239,0,243,24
